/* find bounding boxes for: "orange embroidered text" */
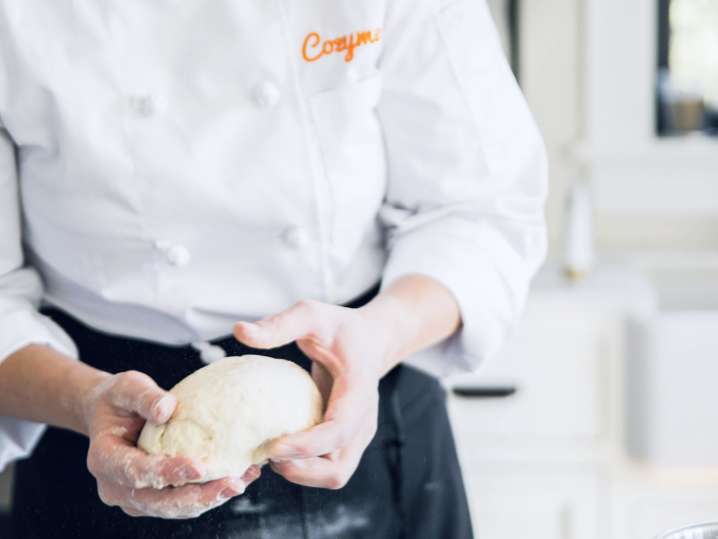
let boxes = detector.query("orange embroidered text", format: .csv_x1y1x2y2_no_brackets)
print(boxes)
302,29,382,63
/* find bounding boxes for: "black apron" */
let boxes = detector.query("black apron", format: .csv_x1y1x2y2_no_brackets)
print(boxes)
11,286,474,539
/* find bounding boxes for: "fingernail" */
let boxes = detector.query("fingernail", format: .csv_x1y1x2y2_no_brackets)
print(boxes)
155,396,174,420
221,479,245,498
232,477,247,489
237,322,260,334
220,487,237,499
180,463,203,481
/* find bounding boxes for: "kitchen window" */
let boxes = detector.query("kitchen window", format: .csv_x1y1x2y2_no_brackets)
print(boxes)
656,0,718,137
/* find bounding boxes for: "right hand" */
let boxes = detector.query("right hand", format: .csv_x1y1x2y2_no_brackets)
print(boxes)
81,370,260,519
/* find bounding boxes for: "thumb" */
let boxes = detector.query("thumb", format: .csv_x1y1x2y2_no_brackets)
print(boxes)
234,301,317,349
110,371,177,424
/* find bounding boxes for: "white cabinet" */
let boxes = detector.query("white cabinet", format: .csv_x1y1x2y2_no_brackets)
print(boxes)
450,301,610,445
445,265,716,539
466,465,601,539
448,289,621,539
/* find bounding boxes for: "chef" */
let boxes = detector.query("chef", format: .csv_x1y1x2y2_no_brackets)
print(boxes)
0,0,547,537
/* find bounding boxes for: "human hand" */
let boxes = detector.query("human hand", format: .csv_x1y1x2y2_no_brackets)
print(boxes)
234,298,400,490
81,370,261,518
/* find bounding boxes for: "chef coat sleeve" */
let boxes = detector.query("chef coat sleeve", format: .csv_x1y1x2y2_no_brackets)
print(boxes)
377,0,548,378
0,120,78,471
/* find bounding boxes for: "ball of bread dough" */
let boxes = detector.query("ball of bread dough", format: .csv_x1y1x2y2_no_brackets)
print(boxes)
137,355,323,482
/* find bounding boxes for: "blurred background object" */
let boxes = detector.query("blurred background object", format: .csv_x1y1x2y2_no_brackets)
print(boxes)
655,522,718,539
562,181,596,281
448,0,718,538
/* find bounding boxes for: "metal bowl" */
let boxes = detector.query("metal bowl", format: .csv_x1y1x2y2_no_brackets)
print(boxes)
656,523,718,539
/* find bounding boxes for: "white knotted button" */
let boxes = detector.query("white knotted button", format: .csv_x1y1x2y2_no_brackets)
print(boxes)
128,95,155,117
191,342,227,364
155,240,191,267
165,245,191,267
252,81,281,108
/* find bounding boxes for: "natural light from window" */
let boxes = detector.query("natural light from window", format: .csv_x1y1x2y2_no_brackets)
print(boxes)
657,0,718,136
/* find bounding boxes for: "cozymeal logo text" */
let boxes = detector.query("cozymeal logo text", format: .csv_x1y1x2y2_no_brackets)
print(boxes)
302,28,382,63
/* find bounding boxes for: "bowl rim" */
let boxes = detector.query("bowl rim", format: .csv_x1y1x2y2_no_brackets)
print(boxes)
656,522,718,539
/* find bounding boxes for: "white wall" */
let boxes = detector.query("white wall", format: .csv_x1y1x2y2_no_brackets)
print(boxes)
519,0,584,257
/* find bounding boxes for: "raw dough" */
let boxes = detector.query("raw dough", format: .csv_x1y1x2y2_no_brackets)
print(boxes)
138,355,323,481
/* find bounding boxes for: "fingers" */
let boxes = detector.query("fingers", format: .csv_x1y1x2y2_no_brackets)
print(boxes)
270,415,374,490
234,297,381,492
309,362,333,405
88,433,204,489
268,420,355,461
268,376,378,490
268,377,376,460
108,371,177,424
100,476,246,519
121,506,145,518
271,456,354,490
241,465,262,485
129,477,243,517
297,337,345,379
234,300,326,349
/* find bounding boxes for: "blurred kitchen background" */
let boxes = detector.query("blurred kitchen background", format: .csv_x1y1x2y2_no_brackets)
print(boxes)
1,0,717,537
448,0,718,537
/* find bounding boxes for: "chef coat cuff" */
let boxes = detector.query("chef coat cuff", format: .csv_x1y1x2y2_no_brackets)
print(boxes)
0,307,78,472
0,307,78,364
381,217,526,379
0,417,47,473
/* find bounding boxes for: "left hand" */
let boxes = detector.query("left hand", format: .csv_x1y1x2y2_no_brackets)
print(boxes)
234,298,400,490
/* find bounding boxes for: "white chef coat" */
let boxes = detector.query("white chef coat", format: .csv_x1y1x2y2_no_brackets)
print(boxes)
0,0,548,469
